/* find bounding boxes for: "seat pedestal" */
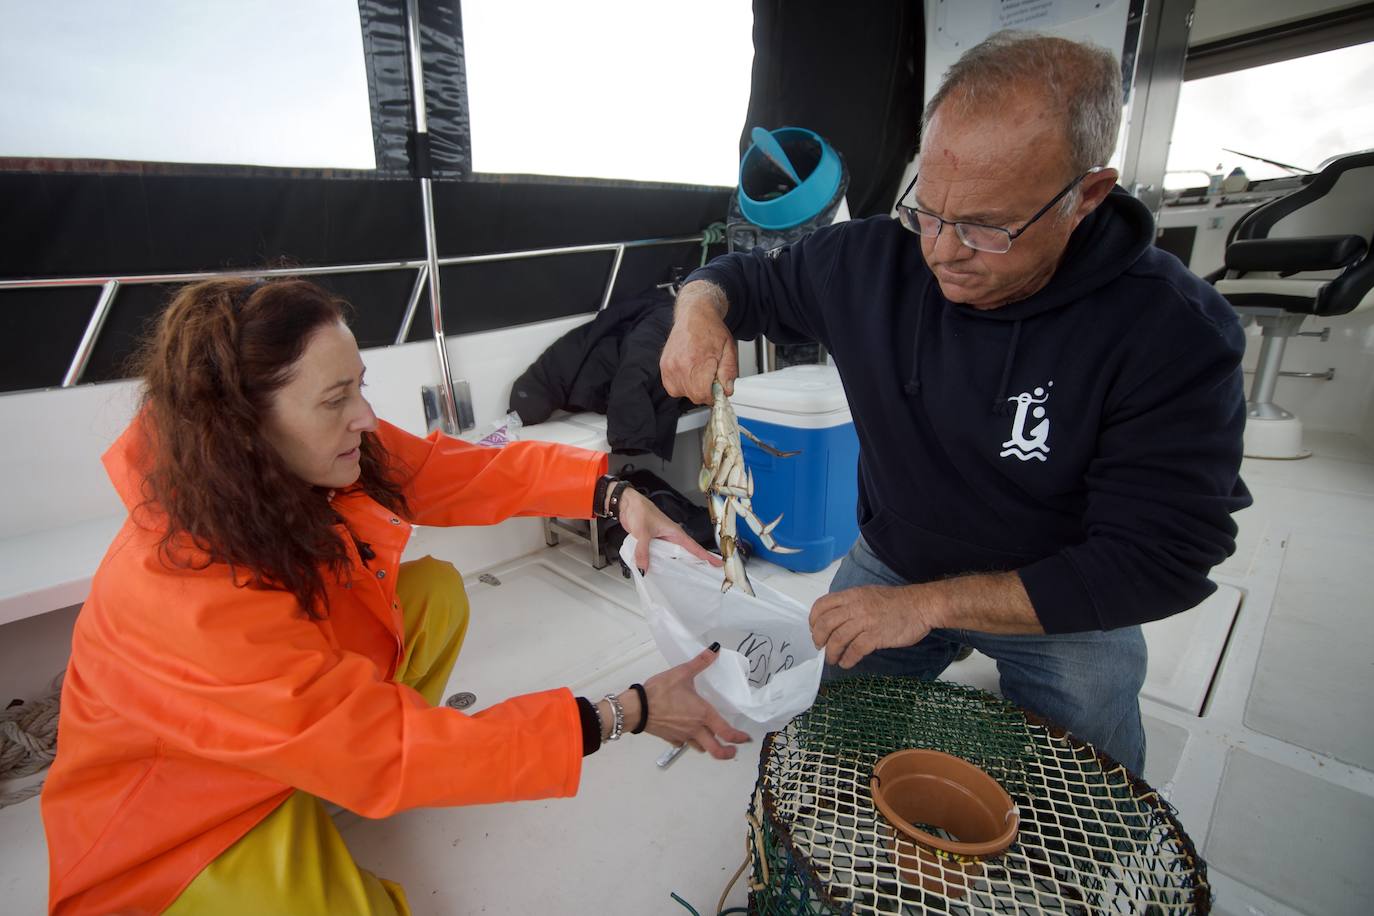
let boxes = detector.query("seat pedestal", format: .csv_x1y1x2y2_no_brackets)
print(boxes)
1243,313,1311,459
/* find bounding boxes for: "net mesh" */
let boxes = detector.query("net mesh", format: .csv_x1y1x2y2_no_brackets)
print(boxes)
747,677,1209,914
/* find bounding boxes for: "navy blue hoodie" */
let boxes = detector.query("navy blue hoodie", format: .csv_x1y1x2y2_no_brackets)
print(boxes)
689,188,1251,633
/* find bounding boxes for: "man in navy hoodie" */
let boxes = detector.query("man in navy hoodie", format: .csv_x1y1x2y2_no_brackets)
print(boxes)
660,32,1250,774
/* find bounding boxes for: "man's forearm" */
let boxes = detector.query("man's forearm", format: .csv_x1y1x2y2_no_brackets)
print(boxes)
675,279,729,320
921,571,1044,635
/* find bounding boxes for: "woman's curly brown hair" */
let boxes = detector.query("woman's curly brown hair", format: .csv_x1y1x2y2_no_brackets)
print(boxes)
133,277,409,618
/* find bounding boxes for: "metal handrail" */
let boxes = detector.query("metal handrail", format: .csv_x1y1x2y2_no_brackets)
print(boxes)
0,258,420,290
0,234,705,291
1,232,706,390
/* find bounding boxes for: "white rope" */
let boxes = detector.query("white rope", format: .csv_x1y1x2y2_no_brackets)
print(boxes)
0,672,64,809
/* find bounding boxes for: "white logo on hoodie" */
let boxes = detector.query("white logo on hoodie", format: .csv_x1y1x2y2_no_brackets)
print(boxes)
1000,382,1052,462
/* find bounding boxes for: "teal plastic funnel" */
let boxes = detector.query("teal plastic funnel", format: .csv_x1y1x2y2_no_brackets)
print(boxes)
738,127,843,231
750,126,802,187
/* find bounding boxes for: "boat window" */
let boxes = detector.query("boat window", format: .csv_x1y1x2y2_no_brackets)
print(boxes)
1164,40,1374,190
461,0,754,187
0,0,375,170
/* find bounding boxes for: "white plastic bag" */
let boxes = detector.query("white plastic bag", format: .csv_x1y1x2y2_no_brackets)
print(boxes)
620,535,823,737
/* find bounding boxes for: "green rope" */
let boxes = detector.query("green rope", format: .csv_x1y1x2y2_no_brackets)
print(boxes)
700,222,728,266
669,891,701,915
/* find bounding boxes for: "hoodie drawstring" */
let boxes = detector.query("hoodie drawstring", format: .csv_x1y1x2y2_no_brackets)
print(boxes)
903,287,1024,414
903,279,934,396
991,319,1022,416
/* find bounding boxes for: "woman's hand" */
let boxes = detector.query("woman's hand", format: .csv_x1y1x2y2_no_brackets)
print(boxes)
641,645,750,759
615,488,721,572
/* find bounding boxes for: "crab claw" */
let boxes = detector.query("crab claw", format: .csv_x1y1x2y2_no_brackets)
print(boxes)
720,536,754,596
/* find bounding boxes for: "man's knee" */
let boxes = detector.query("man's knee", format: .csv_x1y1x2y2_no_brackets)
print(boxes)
993,628,1146,770
1057,627,1145,701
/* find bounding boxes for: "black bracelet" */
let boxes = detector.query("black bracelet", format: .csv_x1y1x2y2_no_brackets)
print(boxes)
629,682,648,734
592,474,618,518
607,480,632,520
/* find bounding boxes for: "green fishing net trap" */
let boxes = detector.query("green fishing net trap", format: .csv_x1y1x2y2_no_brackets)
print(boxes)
744,677,1209,914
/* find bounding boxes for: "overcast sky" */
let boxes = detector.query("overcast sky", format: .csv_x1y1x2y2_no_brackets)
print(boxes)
1165,41,1374,186
0,0,376,169
0,0,754,186
2,1,1366,190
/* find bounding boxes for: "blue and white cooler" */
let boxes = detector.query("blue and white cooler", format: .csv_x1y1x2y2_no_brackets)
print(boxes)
730,364,859,572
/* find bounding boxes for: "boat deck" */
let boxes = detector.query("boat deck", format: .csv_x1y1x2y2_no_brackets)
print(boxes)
2,431,1371,914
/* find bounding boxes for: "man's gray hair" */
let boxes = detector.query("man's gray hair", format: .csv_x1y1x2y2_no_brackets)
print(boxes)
923,31,1122,177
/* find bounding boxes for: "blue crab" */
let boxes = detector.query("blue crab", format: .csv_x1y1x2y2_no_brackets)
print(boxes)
699,380,800,595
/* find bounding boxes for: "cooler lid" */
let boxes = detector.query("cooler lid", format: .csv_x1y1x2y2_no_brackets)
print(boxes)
730,364,849,416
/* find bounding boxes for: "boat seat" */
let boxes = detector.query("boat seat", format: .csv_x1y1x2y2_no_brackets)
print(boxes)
1213,150,1374,458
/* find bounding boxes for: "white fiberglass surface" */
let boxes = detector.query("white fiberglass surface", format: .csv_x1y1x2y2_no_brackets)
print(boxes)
1140,584,1242,716
3,432,1373,914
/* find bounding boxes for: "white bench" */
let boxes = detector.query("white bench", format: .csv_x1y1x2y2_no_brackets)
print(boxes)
0,380,138,629
520,408,708,568
0,516,127,628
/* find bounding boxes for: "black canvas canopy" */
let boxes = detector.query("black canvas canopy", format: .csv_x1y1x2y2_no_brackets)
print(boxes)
0,0,925,394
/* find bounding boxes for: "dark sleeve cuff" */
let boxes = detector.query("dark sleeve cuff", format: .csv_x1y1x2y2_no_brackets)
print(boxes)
575,696,601,757
1017,554,1103,634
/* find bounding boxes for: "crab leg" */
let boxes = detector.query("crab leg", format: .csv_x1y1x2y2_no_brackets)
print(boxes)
699,380,803,593
733,497,803,554
739,424,800,458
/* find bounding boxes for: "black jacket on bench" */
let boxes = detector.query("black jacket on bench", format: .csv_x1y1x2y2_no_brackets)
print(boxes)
509,288,688,460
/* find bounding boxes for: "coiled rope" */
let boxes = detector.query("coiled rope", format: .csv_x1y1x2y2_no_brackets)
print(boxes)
0,672,63,809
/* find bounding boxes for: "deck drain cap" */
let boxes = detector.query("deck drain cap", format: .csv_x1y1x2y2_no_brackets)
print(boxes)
446,692,476,710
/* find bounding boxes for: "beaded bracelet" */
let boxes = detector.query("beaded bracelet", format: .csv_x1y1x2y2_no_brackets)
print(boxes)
600,692,626,741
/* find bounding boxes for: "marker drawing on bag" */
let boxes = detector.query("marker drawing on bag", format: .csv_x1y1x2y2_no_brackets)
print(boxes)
737,633,796,689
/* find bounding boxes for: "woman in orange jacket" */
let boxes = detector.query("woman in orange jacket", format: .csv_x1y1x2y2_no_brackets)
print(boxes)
40,277,749,916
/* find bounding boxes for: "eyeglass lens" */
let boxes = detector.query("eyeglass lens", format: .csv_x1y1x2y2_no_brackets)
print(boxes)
901,207,1011,253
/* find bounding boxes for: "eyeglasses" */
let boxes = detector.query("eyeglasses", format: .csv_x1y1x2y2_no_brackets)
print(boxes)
896,167,1104,254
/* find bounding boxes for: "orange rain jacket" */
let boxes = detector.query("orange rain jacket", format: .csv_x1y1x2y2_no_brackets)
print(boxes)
42,418,608,915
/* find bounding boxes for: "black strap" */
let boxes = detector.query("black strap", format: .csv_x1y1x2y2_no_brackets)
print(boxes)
592,474,618,518
629,683,648,734
607,480,632,520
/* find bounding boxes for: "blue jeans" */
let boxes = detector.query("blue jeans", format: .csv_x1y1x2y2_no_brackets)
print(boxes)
824,537,1147,774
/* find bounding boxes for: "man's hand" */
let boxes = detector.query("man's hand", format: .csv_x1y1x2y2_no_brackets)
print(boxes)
661,280,738,405
809,585,935,669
